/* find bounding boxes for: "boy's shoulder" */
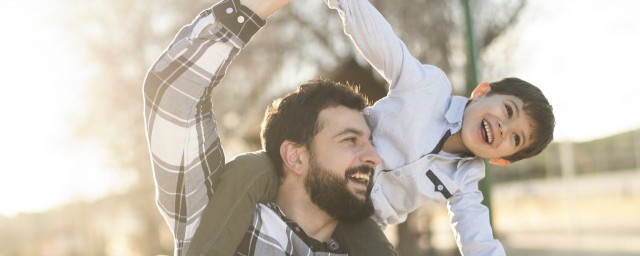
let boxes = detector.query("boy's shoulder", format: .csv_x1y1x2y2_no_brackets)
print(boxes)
450,155,486,188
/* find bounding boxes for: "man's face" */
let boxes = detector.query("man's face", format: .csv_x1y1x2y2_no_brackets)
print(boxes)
303,106,380,221
460,93,533,160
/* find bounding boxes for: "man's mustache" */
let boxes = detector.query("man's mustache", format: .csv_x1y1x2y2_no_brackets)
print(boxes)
345,165,374,177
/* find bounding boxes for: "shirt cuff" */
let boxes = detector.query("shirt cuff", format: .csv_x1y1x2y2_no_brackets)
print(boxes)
206,0,266,45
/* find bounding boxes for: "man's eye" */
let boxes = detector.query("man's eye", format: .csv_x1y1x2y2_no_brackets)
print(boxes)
505,104,513,118
514,134,521,146
343,137,357,144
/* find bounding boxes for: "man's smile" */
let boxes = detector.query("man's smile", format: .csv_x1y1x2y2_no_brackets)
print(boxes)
348,172,371,187
345,166,373,189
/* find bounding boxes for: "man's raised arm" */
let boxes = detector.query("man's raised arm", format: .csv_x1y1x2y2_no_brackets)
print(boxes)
142,0,287,254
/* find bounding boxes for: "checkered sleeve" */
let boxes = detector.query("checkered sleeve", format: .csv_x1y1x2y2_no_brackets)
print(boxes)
142,1,265,255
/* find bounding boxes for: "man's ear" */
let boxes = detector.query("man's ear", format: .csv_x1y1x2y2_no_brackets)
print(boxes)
471,82,491,99
488,158,510,166
279,140,307,175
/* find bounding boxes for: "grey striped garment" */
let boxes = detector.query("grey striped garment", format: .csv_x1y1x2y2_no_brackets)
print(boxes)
143,1,262,255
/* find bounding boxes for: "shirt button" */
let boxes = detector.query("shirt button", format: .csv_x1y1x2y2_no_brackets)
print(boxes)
437,185,444,191
328,240,340,250
225,7,233,14
237,15,245,23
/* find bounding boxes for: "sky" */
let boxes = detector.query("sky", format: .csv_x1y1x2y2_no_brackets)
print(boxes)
0,1,129,216
0,0,639,216
509,0,640,142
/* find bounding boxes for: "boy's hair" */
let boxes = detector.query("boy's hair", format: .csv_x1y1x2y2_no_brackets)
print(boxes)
488,77,555,162
261,79,369,177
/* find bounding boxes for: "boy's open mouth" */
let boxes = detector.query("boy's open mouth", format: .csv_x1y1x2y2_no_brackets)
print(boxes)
482,119,493,144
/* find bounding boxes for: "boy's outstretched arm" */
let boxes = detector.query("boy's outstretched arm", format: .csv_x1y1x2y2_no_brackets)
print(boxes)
143,0,287,255
326,0,448,92
448,171,506,256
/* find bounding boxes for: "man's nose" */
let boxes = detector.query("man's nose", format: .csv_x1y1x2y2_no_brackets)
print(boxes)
361,143,381,168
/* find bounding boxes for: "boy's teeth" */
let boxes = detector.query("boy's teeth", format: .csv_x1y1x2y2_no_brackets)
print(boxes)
482,120,493,144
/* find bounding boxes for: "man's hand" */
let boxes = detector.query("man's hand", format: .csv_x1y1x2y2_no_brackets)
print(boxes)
241,0,291,19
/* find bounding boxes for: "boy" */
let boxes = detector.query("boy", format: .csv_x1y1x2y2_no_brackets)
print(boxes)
326,0,557,254
190,0,554,255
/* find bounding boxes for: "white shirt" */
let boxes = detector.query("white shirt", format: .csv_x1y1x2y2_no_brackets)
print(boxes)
327,0,506,255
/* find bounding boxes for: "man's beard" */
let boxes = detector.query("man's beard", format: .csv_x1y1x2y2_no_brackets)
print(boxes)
304,152,375,222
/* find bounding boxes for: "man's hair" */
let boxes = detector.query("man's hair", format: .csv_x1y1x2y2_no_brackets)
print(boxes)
488,77,555,162
260,79,369,176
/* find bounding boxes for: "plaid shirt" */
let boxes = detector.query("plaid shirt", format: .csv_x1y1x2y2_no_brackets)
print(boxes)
236,203,348,256
143,1,266,255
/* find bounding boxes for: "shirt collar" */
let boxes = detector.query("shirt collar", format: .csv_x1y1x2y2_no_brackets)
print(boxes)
266,203,347,253
445,96,468,134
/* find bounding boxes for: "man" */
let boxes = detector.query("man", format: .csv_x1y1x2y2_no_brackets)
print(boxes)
143,0,392,254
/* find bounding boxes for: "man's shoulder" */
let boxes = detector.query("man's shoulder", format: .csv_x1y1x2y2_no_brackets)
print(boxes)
229,150,270,162
225,150,276,175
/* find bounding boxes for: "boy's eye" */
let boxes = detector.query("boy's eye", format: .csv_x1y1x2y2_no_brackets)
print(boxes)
505,104,513,118
514,134,521,146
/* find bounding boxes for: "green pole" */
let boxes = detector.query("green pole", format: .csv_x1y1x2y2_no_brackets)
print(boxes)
461,0,494,224
462,0,479,89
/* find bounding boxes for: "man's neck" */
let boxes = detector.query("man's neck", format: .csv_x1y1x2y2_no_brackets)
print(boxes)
276,181,338,242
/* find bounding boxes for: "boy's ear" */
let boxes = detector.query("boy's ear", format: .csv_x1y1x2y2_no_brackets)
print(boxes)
471,82,491,99
488,158,510,166
279,140,307,175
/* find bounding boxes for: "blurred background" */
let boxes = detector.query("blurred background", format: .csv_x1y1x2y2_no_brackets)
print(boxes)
1,0,639,255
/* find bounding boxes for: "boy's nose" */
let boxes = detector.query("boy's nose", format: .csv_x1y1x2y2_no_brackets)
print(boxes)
498,120,505,137
499,119,519,138
498,120,512,138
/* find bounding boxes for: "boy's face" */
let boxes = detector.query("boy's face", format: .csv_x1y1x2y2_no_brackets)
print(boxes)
460,91,533,162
